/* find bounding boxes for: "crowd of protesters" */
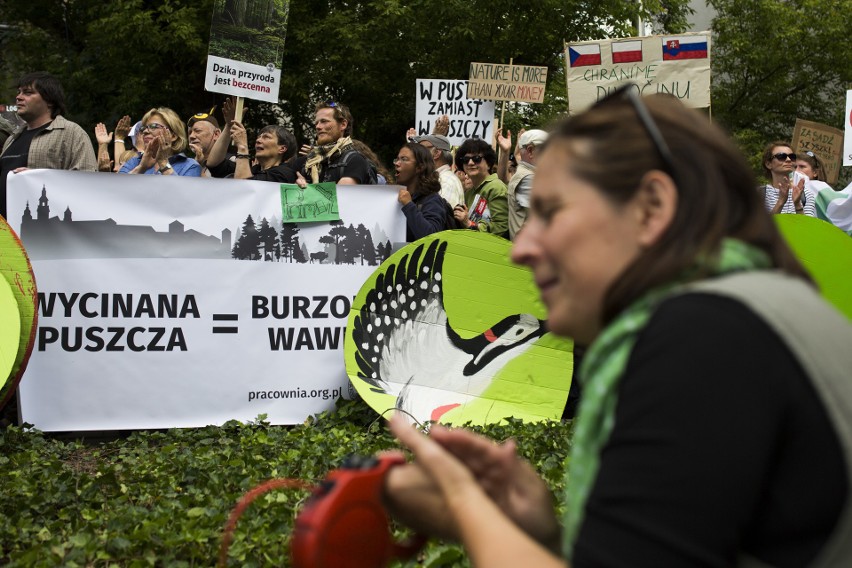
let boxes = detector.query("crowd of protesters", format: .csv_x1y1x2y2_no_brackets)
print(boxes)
1,71,849,241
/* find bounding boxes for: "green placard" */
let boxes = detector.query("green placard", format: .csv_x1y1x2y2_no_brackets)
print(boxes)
775,215,852,321
280,183,340,223
0,216,38,410
345,231,573,426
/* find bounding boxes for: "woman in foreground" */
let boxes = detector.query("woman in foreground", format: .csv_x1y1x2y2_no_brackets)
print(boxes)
384,88,852,567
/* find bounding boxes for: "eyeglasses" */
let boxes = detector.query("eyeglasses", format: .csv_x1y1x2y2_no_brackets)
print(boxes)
393,156,412,164
325,101,338,108
462,155,484,164
141,123,169,133
594,84,679,186
772,152,797,162
805,151,816,158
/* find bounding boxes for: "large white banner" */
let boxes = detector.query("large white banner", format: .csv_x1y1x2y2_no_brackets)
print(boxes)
415,79,495,146
565,32,712,113
6,170,405,431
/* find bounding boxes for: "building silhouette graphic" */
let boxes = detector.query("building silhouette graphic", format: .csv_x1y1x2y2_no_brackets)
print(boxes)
20,185,232,260
18,185,397,264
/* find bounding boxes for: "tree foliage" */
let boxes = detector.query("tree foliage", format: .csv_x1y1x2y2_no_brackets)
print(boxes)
709,0,852,178
0,0,691,167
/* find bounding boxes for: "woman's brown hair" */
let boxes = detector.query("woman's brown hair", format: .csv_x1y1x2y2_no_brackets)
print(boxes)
546,93,811,324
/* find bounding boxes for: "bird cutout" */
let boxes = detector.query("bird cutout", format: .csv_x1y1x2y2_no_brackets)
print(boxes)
350,238,547,424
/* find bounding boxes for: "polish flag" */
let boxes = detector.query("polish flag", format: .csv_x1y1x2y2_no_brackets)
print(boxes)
612,41,643,64
662,36,708,60
568,44,602,67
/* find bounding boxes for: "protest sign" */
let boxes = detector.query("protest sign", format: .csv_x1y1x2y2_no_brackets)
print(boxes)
346,232,574,426
7,170,405,431
204,0,290,103
845,90,852,167
415,79,495,146
280,183,339,223
565,32,711,113
791,118,845,186
466,62,548,104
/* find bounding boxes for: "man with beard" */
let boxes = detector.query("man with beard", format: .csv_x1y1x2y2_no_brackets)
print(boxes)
187,108,227,177
296,102,376,185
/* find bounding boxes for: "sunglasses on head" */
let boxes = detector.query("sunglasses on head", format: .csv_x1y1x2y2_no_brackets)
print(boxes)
463,155,484,164
772,152,797,162
593,84,680,187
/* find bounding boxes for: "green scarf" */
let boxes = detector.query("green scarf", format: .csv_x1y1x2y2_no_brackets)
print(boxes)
562,238,772,557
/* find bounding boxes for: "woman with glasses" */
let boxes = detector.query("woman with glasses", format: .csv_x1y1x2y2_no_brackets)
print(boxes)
119,107,201,176
760,141,816,216
395,142,451,242
383,91,851,567
452,138,509,239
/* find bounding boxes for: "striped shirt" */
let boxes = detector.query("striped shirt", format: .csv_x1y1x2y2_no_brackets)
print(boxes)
762,184,816,217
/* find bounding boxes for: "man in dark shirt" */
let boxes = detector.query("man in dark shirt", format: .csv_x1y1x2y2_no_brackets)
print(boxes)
0,72,96,218
296,102,375,185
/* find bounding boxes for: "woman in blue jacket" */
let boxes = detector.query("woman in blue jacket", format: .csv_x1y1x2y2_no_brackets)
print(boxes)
395,142,452,242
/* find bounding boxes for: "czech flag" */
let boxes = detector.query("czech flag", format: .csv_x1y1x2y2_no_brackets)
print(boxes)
569,44,602,67
662,36,708,60
612,41,643,64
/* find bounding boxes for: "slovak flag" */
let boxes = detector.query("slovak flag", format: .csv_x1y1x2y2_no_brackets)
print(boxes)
569,44,602,67
612,40,643,64
662,36,708,60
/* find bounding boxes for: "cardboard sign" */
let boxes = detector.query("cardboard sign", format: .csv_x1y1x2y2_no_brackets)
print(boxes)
467,63,548,104
346,232,573,426
565,32,711,113
7,170,405,431
791,118,845,185
204,0,290,103
415,79,495,145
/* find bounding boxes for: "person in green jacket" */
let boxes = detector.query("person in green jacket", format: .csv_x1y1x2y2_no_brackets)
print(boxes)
452,138,509,239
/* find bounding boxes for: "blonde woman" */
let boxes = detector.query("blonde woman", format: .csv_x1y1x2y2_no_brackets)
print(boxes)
119,107,200,176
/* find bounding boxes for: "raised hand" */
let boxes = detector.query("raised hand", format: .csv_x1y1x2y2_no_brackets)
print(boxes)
114,115,132,140
433,114,450,136
94,123,113,145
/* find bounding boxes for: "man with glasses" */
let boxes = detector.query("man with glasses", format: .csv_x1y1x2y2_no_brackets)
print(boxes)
297,101,376,185
452,138,509,239
411,133,463,208
0,72,96,218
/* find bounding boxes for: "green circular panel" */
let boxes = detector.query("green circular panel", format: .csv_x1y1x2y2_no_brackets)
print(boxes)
0,216,38,410
775,215,852,321
0,276,21,386
345,231,573,426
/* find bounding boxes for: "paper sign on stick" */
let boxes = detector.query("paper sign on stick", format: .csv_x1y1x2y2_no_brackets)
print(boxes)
415,79,495,146
467,62,548,104
204,0,290,103
791,118,844,186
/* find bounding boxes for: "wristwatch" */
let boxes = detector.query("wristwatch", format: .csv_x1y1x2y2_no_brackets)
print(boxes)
158,162,173,174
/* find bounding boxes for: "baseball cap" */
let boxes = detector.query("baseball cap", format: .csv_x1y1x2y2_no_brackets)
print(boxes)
187,107,220,129
411,134,451,151
519,129,548,147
